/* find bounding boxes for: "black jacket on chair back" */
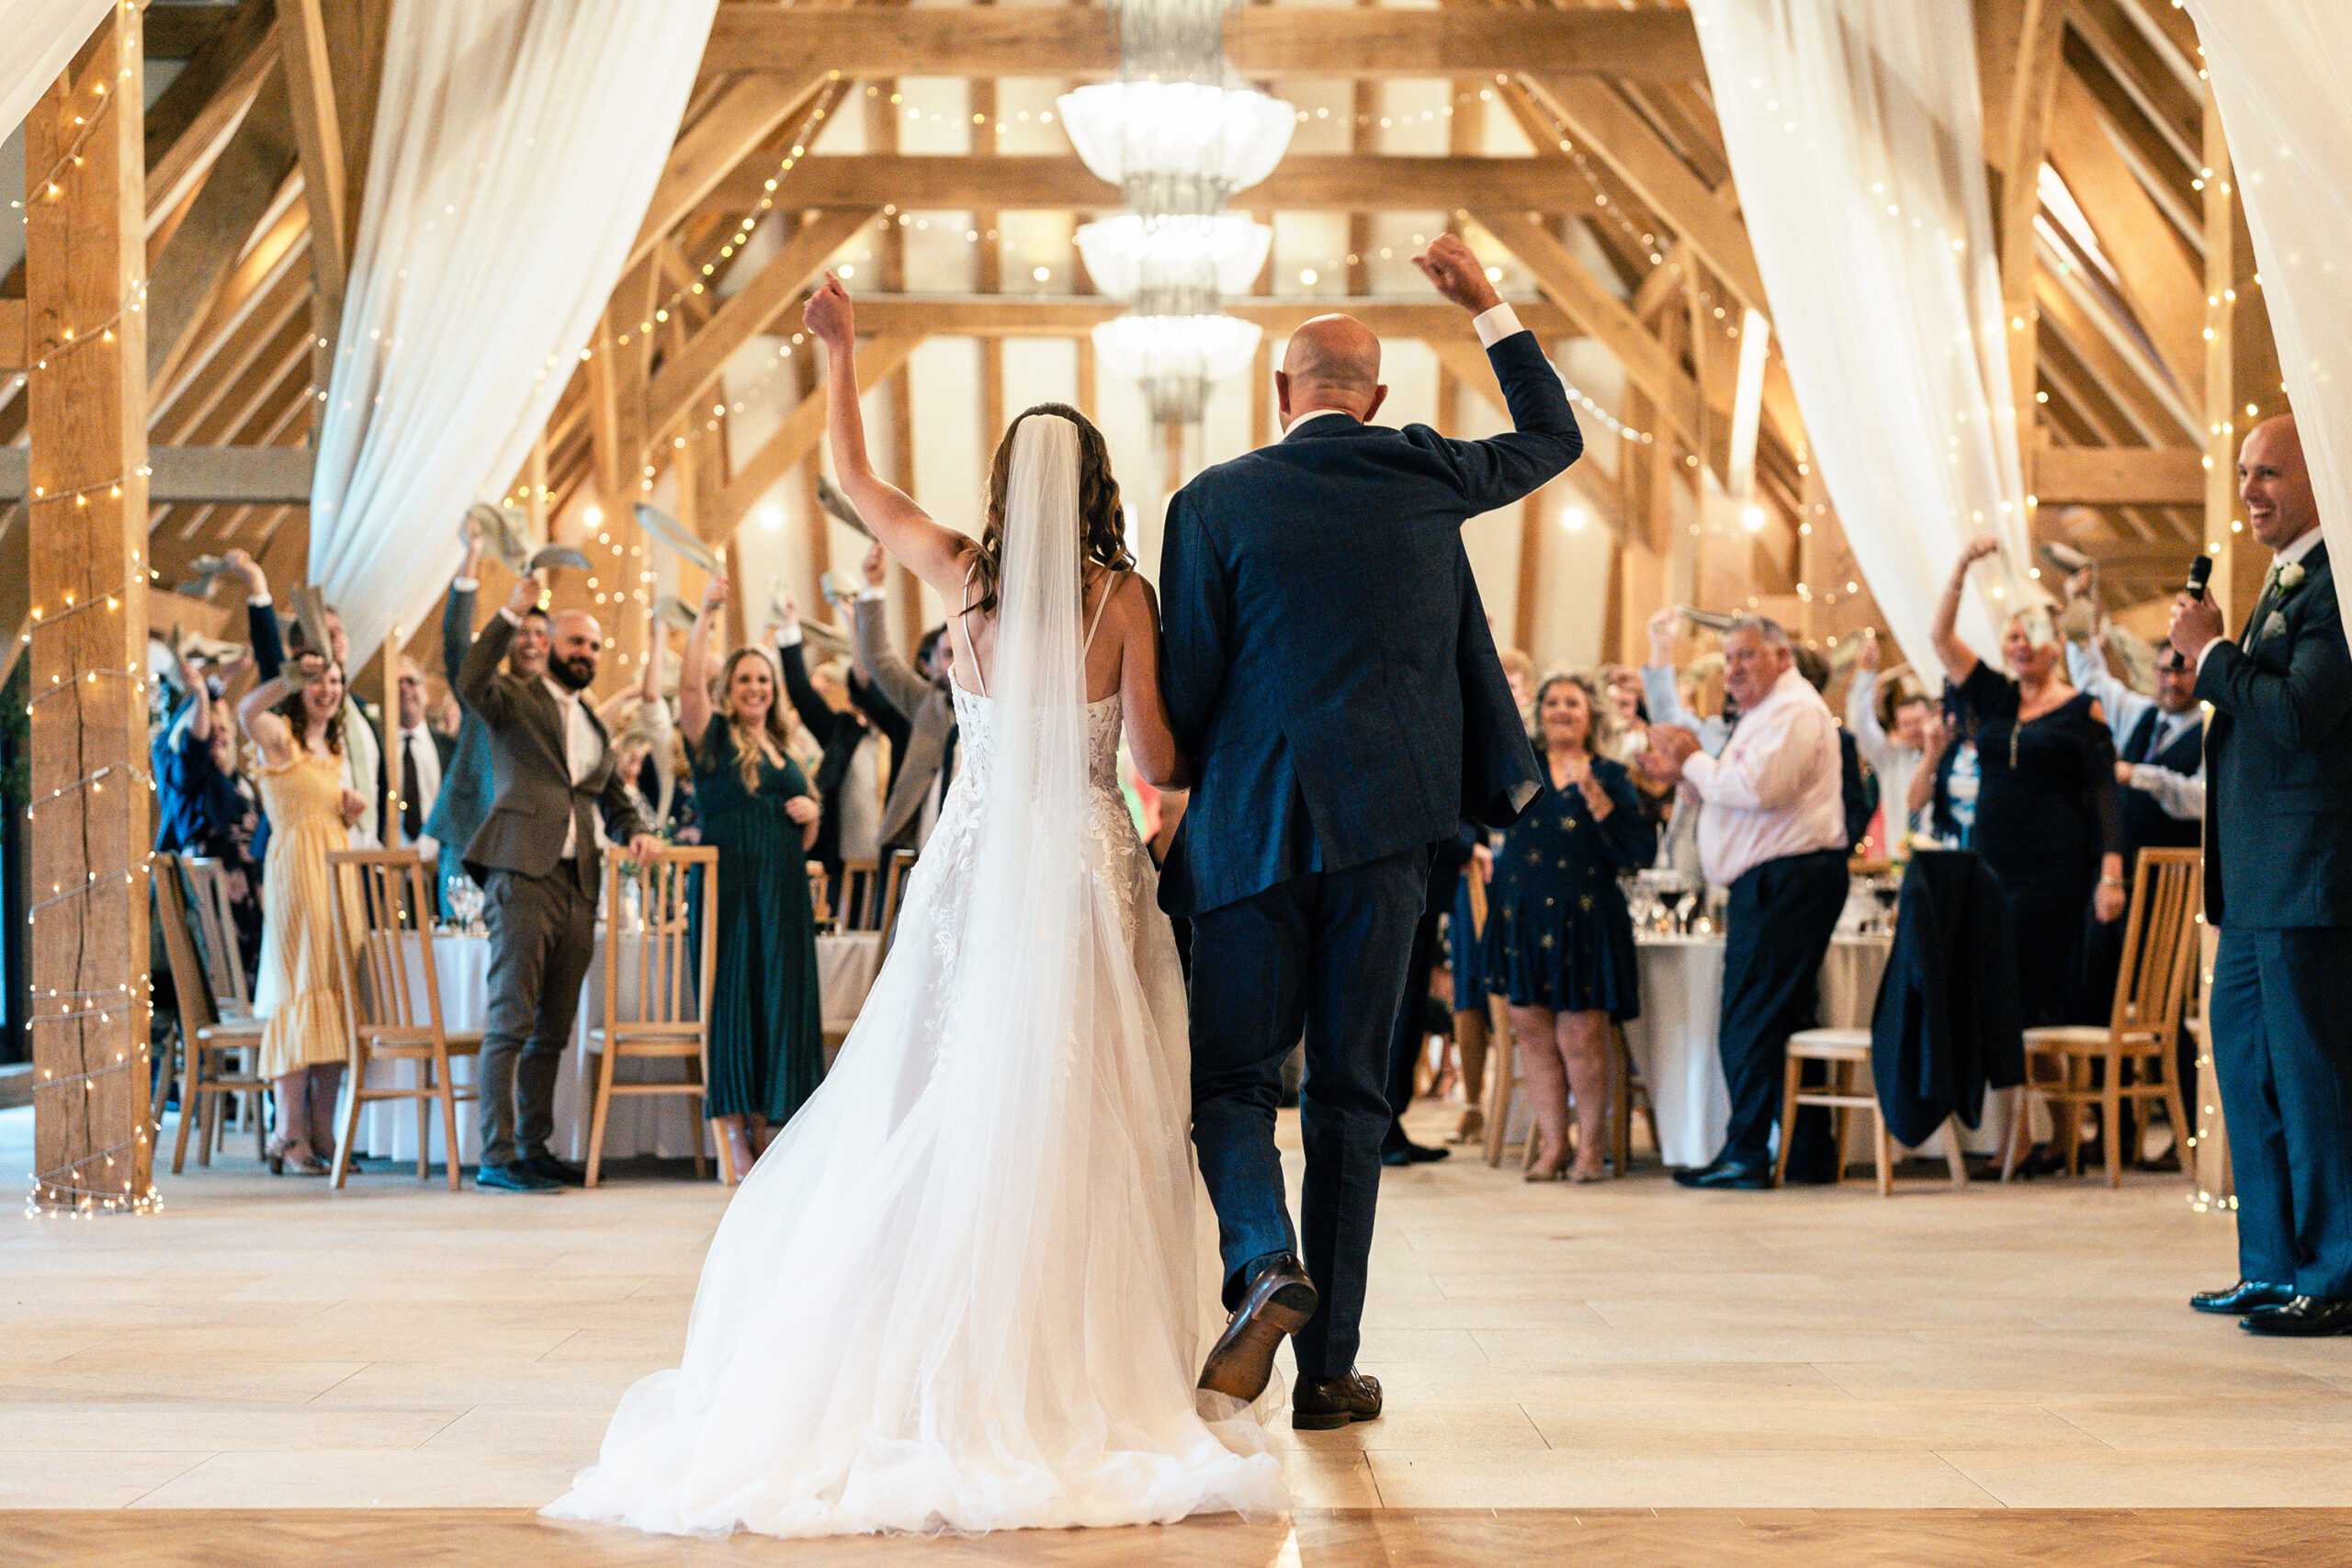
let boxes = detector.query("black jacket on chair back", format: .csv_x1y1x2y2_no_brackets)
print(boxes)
1871,849,2027,1149
1157,328,1577,918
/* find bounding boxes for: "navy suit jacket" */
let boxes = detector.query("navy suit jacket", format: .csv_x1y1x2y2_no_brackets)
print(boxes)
2197,540,2352,929
1158,327,1578,917
423,580,498,861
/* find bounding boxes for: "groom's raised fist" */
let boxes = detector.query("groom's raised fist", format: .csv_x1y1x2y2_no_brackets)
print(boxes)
1413,232,1501,315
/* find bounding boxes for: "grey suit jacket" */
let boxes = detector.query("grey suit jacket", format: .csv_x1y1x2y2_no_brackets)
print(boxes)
456,613,653,889
853,596,956,851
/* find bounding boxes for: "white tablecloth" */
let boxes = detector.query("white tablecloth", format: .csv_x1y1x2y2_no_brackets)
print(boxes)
1620,933,1892,1168
347,930,884,1167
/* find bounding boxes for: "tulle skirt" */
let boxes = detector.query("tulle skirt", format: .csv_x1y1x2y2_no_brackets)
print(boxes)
544,775,1287,1538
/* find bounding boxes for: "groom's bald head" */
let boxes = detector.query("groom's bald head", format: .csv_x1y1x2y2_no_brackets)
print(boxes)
1278,314,1387,430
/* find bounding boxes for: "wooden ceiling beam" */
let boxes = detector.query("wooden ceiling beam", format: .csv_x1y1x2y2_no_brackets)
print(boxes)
2030,445,2204,506
702,5,1704,82
277,0,350,312
713,333,923,543
832,294,1574,340
702,153,1624,217
626,70,829,275
144,0,278,221
148,81,300,389
645,209,879,447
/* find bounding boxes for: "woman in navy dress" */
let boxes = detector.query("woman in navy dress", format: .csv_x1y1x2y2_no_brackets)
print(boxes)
683,577,825,1180
1482,672,1654,1180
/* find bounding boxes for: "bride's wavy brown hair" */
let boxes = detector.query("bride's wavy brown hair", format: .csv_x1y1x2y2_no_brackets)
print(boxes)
966,402,1133,617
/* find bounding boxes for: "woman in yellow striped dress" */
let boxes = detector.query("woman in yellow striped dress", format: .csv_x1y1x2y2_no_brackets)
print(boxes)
238,651,367,1177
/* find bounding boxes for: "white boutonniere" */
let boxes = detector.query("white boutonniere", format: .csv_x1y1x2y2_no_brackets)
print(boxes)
2278,562,2309,593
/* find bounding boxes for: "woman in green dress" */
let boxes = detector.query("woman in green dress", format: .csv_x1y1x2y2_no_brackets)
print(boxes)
683,577,824,1181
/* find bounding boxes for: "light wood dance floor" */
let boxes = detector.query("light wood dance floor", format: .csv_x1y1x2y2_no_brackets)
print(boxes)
5,1101,2350,1564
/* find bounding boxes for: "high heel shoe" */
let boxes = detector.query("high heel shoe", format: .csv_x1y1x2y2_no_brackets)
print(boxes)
267,1139,326,1177
1523,1159,1570,1183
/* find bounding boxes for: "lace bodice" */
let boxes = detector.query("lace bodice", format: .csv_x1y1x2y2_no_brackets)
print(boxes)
947,682,1126,795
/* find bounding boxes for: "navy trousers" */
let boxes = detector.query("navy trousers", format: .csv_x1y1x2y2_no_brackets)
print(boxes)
2211,926,2352,1298
1716,848,1849,1168
1189,844,1430,1381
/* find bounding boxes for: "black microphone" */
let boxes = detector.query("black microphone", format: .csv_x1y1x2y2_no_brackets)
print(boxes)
2185,552,2214,602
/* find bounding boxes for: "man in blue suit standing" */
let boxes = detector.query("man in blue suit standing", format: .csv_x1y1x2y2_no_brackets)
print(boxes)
1160,234,1577,1428
2170,413,2352,1336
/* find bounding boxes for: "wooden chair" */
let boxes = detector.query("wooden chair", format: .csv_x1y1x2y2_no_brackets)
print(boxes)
1776,1028,1970,1196
583,846,720,1187
878,848,918,946
324,850,481,1190
2006,847,2201,1188
153,855,267,1172
179,856,253,1022
807,860,833,928
834,856,881,931
1604,1026,1657,1178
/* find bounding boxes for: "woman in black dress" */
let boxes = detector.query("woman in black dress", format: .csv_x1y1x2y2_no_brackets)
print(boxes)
683,577,825,1180
1482,672,1655,1180
1931,538,2125,1028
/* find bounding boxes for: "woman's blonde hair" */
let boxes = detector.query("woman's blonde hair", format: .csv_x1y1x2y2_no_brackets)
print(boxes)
701,646,797,795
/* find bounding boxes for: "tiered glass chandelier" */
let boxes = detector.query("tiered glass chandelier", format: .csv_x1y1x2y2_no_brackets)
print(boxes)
1057,0,1293,424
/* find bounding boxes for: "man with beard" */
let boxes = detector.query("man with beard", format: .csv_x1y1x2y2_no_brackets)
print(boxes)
458,572,662,1193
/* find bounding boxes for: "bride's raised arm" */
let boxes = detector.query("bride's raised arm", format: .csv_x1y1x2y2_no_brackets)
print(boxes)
803,275,976,601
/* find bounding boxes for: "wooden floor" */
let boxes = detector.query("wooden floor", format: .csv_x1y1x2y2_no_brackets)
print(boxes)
5,1097,2351,1562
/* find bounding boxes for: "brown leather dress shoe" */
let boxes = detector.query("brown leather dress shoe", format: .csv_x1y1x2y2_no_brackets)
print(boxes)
1198,1256,1317,1401
1293,1370,1382,1431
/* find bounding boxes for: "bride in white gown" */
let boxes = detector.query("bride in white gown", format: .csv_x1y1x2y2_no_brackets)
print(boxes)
544,275,1286,1539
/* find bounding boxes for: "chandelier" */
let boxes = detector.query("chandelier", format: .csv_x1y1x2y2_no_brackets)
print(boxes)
1091,314,1264,425
1057,0,1294,427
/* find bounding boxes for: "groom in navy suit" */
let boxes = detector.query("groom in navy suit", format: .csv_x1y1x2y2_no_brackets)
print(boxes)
1161,235,1577,1428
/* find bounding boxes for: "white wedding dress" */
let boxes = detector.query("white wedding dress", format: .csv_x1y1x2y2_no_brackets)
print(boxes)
545,416,1285,1540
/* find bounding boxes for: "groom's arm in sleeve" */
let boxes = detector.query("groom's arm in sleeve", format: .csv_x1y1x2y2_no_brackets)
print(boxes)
1158,486,1229,759
1424,310,1583,515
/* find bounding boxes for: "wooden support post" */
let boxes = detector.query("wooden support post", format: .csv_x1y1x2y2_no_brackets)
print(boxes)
25,5,155,1213
2200,86,2283,635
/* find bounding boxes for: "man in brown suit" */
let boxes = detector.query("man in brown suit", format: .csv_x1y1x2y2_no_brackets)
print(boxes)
458,573,661,1192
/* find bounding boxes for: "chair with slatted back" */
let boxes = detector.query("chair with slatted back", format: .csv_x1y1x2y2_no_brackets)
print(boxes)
807,860,833,930
179,856,254,1023
583,846,720,1186
878,849,918,945
2006,847,2202,1188
323,850,481,1190
834,856,881,931
153,856,267,1172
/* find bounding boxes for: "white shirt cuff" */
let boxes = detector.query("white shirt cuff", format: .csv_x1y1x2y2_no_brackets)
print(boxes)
451,577,478,592
498,606,522,626
1472,304,1524,348
1679,750,1717,794
247,594,271,608
775,623,804,648
857,587,887,604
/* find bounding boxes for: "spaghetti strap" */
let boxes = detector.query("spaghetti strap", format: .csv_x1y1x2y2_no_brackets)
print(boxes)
1081,570,1124,659
957,559,989,699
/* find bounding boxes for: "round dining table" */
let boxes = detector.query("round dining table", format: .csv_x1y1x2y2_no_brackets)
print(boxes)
344,929,884,1168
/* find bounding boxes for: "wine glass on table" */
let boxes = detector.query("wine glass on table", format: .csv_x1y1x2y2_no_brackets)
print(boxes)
1657,880,1690,935
1871,876,1901,935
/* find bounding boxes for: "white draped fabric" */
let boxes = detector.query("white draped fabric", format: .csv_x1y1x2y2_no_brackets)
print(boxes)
1691,0,2030,669
308,0,720,663
1,0,113,138
2184,0,2352,631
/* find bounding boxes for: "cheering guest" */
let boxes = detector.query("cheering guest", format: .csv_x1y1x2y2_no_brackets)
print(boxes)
427,516,551,902
1931,539,2125,1030
853,549,959,858
1640,615,1847,1190
1484,672,1654,1180
773,572,888,882
154,649,265,970
458,573,662,1194
683,577,826,1178
223,548,383,848
237,652,368,1177
392,658,453,853
1849,629,1935,845
2170,414,2352,1336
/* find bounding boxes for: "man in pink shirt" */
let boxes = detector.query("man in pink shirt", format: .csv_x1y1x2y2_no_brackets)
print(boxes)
1643,615,1849,1189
